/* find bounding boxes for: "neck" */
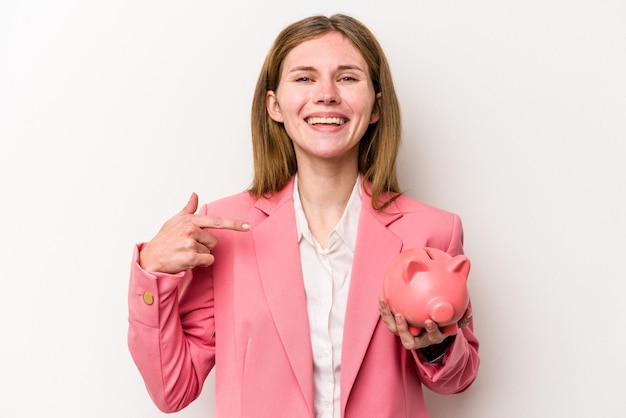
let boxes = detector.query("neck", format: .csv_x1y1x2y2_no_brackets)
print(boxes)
298,172,357,207
297,167,359,248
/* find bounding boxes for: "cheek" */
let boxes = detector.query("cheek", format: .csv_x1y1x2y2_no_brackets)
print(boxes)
348,89,377,114
356,100,378,123
276,94,303,118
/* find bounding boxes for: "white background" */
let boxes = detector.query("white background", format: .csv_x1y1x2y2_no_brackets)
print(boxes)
1,1,625,417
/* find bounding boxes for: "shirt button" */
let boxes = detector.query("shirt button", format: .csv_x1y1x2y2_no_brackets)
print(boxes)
142,291,154,305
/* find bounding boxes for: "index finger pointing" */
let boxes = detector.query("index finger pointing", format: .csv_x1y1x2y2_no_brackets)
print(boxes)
195,215,250,231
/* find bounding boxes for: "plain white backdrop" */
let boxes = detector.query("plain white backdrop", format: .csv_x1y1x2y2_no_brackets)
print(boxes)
1,1,625,417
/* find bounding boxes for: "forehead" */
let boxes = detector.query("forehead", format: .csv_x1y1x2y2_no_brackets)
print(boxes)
281,32,368,72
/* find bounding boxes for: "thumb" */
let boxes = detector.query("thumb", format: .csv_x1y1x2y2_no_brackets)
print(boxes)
180,192,199,215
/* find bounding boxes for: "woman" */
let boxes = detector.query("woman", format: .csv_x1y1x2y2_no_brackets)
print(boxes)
128,14,479,418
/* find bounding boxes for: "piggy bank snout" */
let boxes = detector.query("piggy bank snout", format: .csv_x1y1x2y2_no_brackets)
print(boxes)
428,299,455,323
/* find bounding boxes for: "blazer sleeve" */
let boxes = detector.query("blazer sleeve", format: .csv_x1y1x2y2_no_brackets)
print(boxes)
412,214,480,394
127,244,216,412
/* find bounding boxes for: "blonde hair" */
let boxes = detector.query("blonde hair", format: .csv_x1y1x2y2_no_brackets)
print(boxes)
249,14,402,210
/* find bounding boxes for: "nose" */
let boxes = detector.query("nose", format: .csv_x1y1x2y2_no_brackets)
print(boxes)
315,79,340,104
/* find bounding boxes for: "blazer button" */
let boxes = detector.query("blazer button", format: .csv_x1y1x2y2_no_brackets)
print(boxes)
142,291,154,305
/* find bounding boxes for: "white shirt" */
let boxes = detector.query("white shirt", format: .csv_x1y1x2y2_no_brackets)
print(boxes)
293,175,362,418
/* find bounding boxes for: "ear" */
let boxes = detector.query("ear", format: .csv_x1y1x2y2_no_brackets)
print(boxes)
447,255,471,280
266,90,284,123
369,92,382,124
405,259,429,283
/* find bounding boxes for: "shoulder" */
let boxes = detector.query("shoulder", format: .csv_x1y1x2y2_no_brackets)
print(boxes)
393,194,460,223
387,194,464,254
363,178,458,224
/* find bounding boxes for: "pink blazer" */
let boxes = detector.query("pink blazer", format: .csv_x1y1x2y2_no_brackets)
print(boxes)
128,177,479,417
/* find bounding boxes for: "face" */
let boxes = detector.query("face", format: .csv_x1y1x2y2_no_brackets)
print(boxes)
266,32,380,169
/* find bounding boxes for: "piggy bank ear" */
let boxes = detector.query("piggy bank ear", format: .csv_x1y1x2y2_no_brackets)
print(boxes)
447,255,471,279
405,259,429,282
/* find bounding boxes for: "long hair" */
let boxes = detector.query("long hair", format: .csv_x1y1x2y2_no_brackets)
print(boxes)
249,14,402,210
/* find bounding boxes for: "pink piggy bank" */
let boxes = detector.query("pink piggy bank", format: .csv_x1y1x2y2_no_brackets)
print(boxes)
383,247,470,336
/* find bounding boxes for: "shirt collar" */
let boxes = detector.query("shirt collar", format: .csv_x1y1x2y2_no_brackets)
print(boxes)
293,174,362,252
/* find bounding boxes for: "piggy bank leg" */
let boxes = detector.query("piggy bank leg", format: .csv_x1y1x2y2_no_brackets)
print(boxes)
408,325,423,337
440,323,459,335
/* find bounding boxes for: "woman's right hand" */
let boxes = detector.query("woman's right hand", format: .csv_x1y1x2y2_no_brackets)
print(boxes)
139,193,250,274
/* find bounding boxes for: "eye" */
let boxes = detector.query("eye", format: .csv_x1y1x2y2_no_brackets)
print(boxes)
339,76,358,82
296,76,311,82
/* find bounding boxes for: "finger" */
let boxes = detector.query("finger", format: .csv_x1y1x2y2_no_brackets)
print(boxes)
423,320,446,344
175,246,215,270
458,307,473,328
378,296,391,316
189,250,216,268
178,235,218,266
395,313,418,350
195,215,250,232
193,227,219,250
180,193,199,215
378,297,398,333
464,308,473,322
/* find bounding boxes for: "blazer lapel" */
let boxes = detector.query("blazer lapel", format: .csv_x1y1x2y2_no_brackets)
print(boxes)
251,179,404,415
252,180,315,415
340,189,404,411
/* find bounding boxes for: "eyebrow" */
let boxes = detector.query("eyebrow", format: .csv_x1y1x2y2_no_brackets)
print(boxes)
286,65,367,74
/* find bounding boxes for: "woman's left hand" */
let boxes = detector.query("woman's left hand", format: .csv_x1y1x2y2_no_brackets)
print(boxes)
378,296,472,350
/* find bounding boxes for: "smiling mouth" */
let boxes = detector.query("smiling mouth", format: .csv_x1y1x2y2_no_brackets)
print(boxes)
306,117,347,126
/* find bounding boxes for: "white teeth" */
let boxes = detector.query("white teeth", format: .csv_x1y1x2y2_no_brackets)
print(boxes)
307,117,345,125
